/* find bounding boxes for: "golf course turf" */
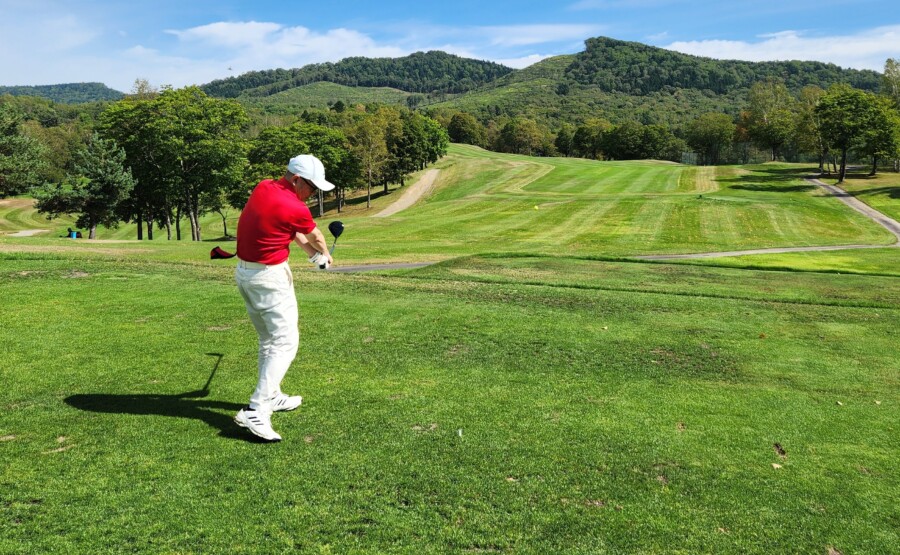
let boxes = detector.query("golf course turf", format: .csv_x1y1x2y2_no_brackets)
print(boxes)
1,145,897,553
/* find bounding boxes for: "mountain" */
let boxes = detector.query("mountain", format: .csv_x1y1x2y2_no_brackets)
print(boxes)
201,51,514,98
201,37,883,130
565,37,882,95
0,83,124,104
426,37,883,128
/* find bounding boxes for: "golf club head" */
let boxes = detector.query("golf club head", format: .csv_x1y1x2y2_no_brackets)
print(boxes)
210,246,236,259
328,220,344,239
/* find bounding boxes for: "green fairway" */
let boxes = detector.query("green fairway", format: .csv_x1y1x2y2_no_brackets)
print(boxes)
315,145,895,262
1,146,898,553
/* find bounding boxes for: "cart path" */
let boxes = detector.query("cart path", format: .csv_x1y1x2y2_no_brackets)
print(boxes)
374,169,440,217
806,177,900,240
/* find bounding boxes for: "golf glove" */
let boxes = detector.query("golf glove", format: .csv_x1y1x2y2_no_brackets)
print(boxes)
309,252,330,270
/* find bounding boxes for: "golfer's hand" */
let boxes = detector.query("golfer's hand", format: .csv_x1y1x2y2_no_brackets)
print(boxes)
309,252,332,270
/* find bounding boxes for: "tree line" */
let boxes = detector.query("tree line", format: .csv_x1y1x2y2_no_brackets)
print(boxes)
430,59,900,183
566,37,882,96
0,84,448,239
202,51,513,99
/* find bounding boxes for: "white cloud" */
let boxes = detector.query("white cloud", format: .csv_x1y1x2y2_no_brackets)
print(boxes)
480,24,606,47
167,21,282,47
664,25,900,71
493,54,555,68
166,21,407,78
0,13,601,90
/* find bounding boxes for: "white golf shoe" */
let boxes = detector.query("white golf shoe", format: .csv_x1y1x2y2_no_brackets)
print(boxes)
234,408,282,442
269,393,302,412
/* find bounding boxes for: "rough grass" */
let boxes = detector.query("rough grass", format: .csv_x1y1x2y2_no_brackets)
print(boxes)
823,169,900,222
0,253,897,554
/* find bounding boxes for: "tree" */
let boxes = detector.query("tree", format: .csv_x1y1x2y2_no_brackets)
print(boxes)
816,84,877,183
794,86,828,172
447,112,486,147
349,115,387,208
0,104,46,197
571,118,612,159
603,121,645,160
21,120,90,184
883,59,900,171
746,78,797,161
129,78,158,100
555,124,575,157
101,87,249,240
33,133,135,238
686,113,735,165
498,118,544,155
421,115,449,166
246,122,355,214
857,95,900,176
883,58,900,109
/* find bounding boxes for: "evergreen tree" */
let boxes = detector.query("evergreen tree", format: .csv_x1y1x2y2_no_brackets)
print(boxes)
33,133,135,238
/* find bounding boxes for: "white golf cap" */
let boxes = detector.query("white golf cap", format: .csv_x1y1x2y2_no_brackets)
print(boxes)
287,154,336,192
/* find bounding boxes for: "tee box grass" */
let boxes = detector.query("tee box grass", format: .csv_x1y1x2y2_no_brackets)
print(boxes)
0,146,897,553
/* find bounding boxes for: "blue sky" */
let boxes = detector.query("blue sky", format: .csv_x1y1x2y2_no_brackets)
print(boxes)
1,0,898,91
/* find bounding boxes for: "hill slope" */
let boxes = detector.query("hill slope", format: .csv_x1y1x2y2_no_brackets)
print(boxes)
428,37,882,127
201,51,514,98
0,83,124,104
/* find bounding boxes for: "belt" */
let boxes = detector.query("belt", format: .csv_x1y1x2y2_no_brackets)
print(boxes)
238,259,278,269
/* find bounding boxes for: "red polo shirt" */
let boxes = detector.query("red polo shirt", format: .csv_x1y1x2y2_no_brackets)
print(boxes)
236,178,317,265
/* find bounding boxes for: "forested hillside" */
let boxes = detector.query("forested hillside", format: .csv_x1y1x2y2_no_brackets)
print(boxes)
429,37,884,128
201,51,514,98
0,83,124,104
565,37,882,95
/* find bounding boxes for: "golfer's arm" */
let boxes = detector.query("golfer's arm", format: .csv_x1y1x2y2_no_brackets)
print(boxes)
296,227,330,257
293,232,318,257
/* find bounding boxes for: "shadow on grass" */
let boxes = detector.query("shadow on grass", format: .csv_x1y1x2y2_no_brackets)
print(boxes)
64,353,267,443
848,186,900,199
728,183,818,193
716,166,821,193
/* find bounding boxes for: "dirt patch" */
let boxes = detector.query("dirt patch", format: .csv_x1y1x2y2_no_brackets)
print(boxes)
44,445,75,454
0,198,35,209
7,229,49,237
62,271,90,279
773,443,787,459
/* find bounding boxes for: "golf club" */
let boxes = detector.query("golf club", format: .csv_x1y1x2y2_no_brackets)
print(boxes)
210,246,235,259
328,220,344,255
314,220,344,270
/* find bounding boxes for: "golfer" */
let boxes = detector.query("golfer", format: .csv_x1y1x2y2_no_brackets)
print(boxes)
233,154,335,441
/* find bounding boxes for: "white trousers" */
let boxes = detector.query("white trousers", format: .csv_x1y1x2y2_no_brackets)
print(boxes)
235,260,299,410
